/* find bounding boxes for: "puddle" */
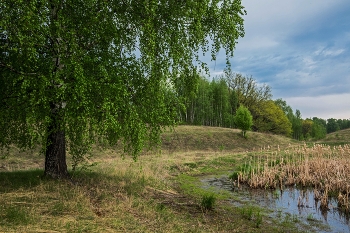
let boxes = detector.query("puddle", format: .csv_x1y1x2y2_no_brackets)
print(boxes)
201,176,350,233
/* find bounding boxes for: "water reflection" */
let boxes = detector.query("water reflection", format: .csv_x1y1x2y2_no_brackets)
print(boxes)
202,176,350,233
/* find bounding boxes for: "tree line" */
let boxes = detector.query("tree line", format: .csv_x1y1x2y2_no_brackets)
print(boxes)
176,71,350,140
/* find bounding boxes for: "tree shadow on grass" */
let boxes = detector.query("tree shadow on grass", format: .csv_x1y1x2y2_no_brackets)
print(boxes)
0,169,44,192
0,168,149,198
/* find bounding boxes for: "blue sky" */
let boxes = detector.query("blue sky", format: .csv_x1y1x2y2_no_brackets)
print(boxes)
206,0,350,120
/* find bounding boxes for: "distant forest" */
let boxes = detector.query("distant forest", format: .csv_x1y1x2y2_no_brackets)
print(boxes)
176,71,350,140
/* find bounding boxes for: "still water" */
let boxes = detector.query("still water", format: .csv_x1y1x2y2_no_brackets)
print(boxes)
201,176,350,233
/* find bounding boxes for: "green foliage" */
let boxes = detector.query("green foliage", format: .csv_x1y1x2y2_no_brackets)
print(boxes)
177,72,308,137
229,163,252,180
239,205,254,220
225,72,272,110
255,211,263,228
219,144,225,152
252,100,292,136
0,0,246,173
274,99,308,140
336,119,350,130
235,105,253,138
311,117,327,140
178,72,314,139
229,171,239,180
306,213,316,221
239,205,263,228
200,192,217,211
302,119,313,140
273,99,348,140
291,110,303,140
327,118,340,133
274,99,293,117
178,75,238,128
273,189,280,199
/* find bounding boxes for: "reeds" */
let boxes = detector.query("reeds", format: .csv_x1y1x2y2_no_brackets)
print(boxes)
232,143,350,213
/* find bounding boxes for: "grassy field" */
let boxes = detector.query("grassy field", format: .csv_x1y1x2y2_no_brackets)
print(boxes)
1,125,344,232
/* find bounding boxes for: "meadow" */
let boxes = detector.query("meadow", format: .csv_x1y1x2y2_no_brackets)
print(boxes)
1,126,349,232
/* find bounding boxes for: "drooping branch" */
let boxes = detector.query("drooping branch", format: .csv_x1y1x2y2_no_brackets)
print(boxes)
0,63,38,76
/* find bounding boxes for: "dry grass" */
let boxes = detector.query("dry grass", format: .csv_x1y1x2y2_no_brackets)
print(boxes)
161,125,296,153
0,156,195,232
0,152,266,232
0,125,305,232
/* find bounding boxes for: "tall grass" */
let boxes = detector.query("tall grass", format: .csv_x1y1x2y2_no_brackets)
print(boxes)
232,143,350,212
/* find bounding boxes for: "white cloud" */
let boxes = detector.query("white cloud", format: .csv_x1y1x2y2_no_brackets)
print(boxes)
286,94,350,119
302,57,317,70
313,46,345,57
322,49,344,57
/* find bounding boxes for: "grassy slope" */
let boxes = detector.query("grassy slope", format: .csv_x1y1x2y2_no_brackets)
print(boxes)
162,125,296,153
0,126,318,232
316,128,350,146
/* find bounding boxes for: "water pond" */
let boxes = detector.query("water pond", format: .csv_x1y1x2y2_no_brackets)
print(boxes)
201,176,350,233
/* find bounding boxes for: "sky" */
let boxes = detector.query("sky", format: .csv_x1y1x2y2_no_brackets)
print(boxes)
207,0,350,120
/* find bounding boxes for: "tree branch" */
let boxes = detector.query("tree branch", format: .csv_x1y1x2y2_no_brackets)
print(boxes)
0,63,38,76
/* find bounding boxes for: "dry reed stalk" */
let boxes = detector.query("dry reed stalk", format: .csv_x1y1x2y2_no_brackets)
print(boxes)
346,186,349,203
234,144,350,213
320,185,329,211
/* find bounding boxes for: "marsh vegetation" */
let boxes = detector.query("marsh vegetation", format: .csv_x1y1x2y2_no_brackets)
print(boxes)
231,143,350,213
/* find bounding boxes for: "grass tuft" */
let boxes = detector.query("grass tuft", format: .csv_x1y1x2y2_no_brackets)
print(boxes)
200,192,216,211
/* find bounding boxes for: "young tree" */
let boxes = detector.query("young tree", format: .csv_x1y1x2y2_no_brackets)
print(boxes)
0,1,246,178
234,105,253,138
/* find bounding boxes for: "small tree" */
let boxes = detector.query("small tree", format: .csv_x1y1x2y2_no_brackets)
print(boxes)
235,105,253,138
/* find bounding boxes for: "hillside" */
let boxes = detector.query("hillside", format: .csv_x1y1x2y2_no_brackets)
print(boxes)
316,128,350,146
161,125,298,153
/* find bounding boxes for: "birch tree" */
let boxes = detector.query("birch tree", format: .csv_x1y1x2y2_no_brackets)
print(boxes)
0,0,246,178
